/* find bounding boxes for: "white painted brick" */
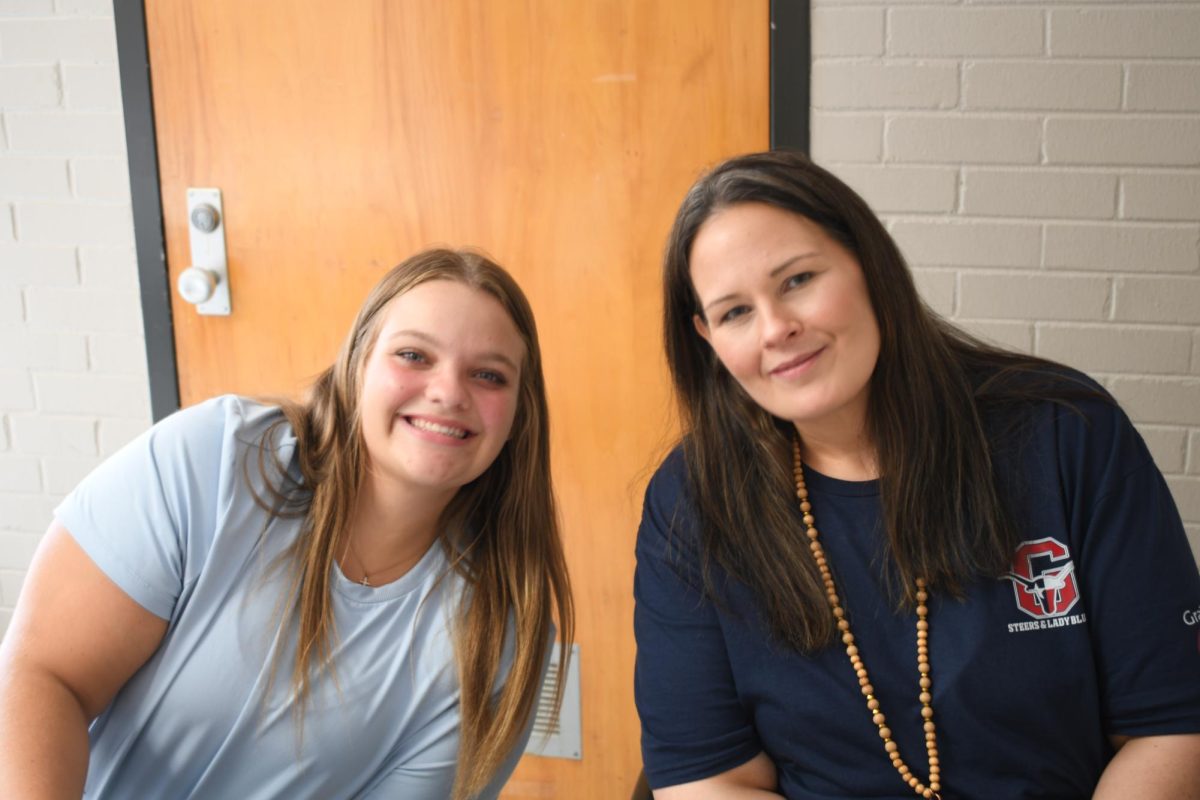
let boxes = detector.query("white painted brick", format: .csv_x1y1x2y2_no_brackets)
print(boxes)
812,63,958,110
1187,430,1200,476
892,219,1041,268
1036,323,1191,375
78,246,135,288
25,286,140,333
1051,8,1200,59
0,493,54,533
1165,476,1200,523
0,1,53,15
0,420,8,451
0,244,76,286
42,455,97,494
888,116,1040,165
0,64,58,107
1109,376,1200,426
1044,224,1199,273
71,158,129,200
35,372,149,417
0,570,24,606
1126,64,1200,113
0,370,34,410
827,165,958,213
88,332,145,375
0,18,116,63
1121,174,1200,223
0,206,13,242
0,287,21,322
813,8,884,57
889,8,1044,58
964,61,1121,112
54,0,114,14
0,532,39,572
1114,277,1200,324
962,170,1116,220
5,112,124,155
61,63,119,110
1045,118,1200,167
911,268,955,316
959,272,1109,321
16,202,133,246
98,416,148,456
9,413,95,456
955,319,1033,353
811,114,883,163
0,157,70,198
814,0,955,4
0,328,86,370
0,454,39,493
1136,425,1187,474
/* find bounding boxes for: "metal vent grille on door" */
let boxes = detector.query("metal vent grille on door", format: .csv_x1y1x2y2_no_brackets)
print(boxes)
524,643,581,760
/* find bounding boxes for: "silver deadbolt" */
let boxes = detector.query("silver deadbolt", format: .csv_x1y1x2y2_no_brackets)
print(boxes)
179,188,231,316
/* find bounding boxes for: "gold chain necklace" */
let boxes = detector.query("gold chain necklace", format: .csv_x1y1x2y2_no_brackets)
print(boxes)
792,439,942,799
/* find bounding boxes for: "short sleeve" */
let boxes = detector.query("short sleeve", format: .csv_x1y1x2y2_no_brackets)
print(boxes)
53,396,245,620
633,451,762,789
1070,408,1200,735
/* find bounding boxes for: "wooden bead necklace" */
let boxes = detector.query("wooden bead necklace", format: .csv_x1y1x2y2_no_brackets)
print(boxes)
792,439,942,799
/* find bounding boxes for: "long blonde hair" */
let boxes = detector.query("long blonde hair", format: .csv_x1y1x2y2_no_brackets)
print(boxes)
260,248,573,798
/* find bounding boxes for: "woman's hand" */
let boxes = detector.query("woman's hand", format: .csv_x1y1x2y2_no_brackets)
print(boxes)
1093,733,1200,799
653,751,784,799
0,522,167,799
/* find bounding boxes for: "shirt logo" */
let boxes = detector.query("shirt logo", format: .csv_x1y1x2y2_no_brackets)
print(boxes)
1003,537,1081,620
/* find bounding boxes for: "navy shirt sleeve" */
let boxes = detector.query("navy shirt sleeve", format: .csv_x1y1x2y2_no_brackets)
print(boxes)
633,450,763,790
1059,400,1200,736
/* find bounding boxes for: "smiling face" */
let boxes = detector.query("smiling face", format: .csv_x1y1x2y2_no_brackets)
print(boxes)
689,202,881,439
357,279,525,502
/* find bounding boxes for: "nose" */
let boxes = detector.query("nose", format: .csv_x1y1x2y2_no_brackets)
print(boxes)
760,302,800,348
425,368,469,410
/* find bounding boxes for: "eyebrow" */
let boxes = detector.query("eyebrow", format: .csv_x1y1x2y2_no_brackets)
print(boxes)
700,252,820,313
385,329,521,372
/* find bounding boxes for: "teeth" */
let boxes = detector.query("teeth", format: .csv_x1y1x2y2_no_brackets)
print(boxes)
408,417,468,439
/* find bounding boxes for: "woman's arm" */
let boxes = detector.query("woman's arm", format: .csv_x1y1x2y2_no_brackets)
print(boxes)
0,522,167,799
654,752,782,799
1092,733,1200,800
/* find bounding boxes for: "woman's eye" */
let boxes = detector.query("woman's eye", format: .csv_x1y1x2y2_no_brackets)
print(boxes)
396,350,427,364
475,370,508,386
784,272,813,290
719,305,751,325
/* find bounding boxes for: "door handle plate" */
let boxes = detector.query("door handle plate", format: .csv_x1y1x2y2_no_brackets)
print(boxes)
182,187,231,316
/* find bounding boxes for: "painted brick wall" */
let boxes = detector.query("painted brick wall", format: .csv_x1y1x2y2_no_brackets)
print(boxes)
812,0,1200,559
0,0,148,632
1,2,1198,636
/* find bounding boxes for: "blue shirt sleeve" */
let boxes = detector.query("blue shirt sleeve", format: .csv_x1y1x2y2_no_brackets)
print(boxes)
633,451,763,790
53,396,243,620
1065,404,1200,736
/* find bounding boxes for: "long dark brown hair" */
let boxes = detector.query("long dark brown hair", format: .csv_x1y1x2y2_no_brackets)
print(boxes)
663,150,1094,652
259,249,573,799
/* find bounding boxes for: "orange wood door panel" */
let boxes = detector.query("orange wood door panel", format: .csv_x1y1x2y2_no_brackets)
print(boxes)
147,2,768,796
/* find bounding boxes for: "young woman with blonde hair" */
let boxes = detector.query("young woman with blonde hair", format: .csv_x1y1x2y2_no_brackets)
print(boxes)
0,248,573,799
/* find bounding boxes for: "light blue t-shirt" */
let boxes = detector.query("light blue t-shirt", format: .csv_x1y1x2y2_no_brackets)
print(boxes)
55,395,529,799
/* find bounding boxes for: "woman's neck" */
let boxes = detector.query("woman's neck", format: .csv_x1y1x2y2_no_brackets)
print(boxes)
794,421,878,482
346,472,452,582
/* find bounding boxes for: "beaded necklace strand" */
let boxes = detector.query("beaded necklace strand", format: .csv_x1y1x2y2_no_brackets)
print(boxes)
792,439,942,799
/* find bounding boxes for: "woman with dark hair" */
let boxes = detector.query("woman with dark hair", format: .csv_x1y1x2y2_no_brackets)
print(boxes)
634,151,1200,798
0,249,573,800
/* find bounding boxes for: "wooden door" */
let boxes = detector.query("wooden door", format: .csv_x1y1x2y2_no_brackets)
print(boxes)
146,2,768,795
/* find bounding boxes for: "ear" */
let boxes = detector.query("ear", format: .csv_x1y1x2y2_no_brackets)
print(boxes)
692,313,712,346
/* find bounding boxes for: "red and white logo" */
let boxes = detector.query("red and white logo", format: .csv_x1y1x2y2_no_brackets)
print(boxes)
1004,537,1080,620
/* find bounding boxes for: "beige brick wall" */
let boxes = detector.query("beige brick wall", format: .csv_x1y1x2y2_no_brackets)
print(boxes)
0,2,147,632
813,0,1200,558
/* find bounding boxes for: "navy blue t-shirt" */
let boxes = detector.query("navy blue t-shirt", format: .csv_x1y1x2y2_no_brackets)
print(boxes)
634,393,1200,799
